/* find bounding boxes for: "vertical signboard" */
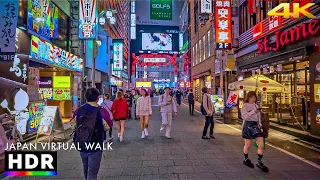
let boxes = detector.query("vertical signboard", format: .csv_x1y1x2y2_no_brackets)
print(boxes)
79,0,98,39
200,0,213,13
150,0,172,20
215,0,232,49
0,0,19,61
113,40,123,71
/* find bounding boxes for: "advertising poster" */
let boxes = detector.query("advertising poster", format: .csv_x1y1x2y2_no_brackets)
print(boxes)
49,2,58,38
38,106,56,135
150,0,172,20
0,0,19,61
142,33,173,51
53,76,70,88
79,0,98,39
15,111,29,135
31,35,52,63
27,0,51,40
53,88,71,100
316,109,320,125
0,54,29,85
211,95,224,114
39,88,53,100
28,101,45,133
113,40,124,71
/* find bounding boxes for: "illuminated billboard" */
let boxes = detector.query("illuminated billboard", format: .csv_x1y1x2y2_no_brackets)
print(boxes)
142,33,172,51
27,0,51,39
136,82,152,88
79,0,98,39
113,40,124,71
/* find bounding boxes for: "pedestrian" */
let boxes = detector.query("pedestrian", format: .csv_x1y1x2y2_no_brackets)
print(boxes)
201,86,215,139
131,90,137,120
101,93,114,142
136,89,152,139
125,91,133,120
241,91,269,172
187,89,195,116
175,88,182,106
158,87,177,139
133,89,141,120
111,90,117,101
73,88,113,180
111,91,128,142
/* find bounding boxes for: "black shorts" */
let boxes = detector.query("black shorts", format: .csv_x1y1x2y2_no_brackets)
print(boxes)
242,121,263,139
114,118,126,121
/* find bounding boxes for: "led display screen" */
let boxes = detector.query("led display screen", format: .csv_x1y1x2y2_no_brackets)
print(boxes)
142,33,172,51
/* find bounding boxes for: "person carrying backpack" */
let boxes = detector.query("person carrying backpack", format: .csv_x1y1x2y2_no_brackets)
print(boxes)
201,86,215,139
187,89,195,116
73,88,113,180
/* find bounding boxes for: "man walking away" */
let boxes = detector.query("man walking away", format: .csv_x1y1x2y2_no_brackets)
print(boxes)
201,87,215,139
175,88,182,106
188,89,195,116
74,88,112,180
158,87,178,139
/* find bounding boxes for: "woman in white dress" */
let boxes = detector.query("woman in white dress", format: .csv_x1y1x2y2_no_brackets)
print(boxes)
136,89,152,139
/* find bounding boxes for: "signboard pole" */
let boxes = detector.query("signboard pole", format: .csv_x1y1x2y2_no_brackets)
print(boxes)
91,40,98,88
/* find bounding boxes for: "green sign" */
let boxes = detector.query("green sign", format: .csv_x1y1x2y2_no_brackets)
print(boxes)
150,0,172,20
180,41,189,52
53,88,71,100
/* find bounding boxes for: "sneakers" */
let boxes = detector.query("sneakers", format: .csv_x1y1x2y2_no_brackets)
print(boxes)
141,131,145,139
119,136,124,142
210,135,215,139
202,136,210,140
165,135,171,139
257,161,269,172
160,126,165,133
144,128,149,137
117,133,120,138
243,158,254,168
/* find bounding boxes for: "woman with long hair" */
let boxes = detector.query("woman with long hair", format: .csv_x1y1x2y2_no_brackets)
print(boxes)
102,93,114,142
111,91,128,142
241,91,268,172
136,89,152,139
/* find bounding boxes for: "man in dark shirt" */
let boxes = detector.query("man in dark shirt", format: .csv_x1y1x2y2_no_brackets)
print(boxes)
125,91,133,119
175,88,182,106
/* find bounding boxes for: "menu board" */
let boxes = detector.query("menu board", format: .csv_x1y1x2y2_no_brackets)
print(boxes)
28,101,46,133
211,95,224,114
53,88,70,100
38,106,56,135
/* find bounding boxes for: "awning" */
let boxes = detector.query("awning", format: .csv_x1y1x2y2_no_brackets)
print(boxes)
228,75,284,93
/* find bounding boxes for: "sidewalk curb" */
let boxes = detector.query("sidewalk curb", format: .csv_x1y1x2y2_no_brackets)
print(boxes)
182,102,320,170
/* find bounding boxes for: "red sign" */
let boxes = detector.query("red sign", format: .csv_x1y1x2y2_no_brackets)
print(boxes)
248,0,256,14
257,19,320,54
55,89,62,94
268,16,282,31
253,22,263,39
215,0,232,49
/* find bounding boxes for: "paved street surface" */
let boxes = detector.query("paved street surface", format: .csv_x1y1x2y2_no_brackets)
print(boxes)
5,97,320,180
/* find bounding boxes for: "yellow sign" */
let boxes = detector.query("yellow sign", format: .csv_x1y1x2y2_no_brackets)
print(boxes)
268,3,315,19
136,82,152,88
226,58,236,70
53,76,70,88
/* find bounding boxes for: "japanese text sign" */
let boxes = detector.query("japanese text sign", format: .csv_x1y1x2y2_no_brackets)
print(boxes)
53,76,70,88
0,0,19,61
113,40,123,71
253,22,263,39
215,0,232,49
201,0,213,14
79,0,98,39
268,16,282,31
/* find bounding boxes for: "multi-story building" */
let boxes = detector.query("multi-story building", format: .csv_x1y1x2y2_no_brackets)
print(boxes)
189,0,216,102
234,0,320,136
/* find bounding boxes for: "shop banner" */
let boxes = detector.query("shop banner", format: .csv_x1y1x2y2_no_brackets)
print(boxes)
150,0,172,20
27,0,51,40
253,22,263,40
38,106,56,135
226,90,238,108
248,0,256,14
211,95,224,114
31,35,83,72
53,76,70,88
215,0,232,49
79,0,98,39
38,77,53,88
0,0,19,61
53,88,70,100
200,0,212,14
113,40,124,71
0,54,29,84
39,88,53,100
28,101,46,133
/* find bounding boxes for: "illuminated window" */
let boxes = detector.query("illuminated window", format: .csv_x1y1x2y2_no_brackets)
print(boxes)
203,36,205,60
208,31,210,57
196,43,198,64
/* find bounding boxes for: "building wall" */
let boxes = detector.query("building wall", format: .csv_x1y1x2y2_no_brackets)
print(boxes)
189,0,216,100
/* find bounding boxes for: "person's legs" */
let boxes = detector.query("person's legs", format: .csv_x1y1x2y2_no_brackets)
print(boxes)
109,128,113,139
243,139,254,168
140,116,145,131
87,151,102,180
255,137,268,171
120,120,125,137
160,113,168,132
80,152,89,179
144,115,150,136
189,103,192,115
191,103,194,115
209,115,215,136
202,116,210,138
116,121,121,137
165,113,172,138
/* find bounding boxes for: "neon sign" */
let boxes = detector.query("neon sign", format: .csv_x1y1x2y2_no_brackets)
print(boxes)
257,19,319,54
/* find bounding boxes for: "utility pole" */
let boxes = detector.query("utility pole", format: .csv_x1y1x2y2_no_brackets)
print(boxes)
91,40,98,87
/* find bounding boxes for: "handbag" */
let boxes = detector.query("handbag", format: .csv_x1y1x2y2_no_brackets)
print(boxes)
248,124,262,136
200,94,209,115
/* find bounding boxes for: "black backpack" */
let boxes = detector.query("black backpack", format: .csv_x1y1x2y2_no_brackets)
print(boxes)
73,105,101,150
188,93,194,103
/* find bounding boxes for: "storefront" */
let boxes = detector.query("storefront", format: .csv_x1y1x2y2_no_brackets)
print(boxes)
29,35,83,124
192,71,210,102
235,10,320,135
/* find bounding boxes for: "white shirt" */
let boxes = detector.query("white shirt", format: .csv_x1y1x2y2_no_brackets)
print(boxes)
136,96,152,116
158,94,177,114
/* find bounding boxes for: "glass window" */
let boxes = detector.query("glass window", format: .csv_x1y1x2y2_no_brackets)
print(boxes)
196,43,198,64
199,40,202,62
208,31,210,57
192,47,195,66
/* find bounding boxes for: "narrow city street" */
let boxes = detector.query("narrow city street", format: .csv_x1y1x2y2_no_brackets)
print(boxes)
5,97,320,180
